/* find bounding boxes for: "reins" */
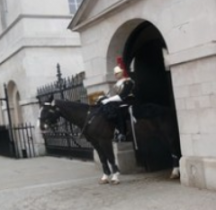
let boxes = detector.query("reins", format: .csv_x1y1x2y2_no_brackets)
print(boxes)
77,107,92,140
52,106,93,141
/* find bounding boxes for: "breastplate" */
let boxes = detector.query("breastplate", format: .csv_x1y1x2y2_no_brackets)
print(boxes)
113,78,126,94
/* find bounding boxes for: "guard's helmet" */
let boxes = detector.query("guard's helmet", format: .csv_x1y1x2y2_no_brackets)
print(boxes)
113,66,123,74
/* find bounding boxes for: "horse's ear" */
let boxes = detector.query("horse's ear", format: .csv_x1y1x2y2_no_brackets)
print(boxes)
47,95,54,103
47,95,56,106
51,99,56,106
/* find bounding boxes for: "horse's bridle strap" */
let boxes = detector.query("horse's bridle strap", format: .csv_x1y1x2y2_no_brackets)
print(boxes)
78,107,92,139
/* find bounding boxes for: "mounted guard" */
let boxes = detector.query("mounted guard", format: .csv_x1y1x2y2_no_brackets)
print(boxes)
99,64,135,142
38,96,181,184
37,58,181,184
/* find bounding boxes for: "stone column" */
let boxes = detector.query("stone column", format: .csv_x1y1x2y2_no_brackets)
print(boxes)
168,43,216,190
94,142,138,174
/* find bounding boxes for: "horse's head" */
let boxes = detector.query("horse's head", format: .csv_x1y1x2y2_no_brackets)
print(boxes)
37,96,60,132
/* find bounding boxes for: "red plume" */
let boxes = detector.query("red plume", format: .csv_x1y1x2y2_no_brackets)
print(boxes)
116,56,128,77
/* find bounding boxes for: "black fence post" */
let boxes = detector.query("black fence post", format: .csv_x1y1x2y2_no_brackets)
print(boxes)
3,84,16,158
56,63,65,100
56,64,72,155
29,124,36,157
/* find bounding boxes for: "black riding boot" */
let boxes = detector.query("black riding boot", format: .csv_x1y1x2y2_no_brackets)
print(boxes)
114,108,127,142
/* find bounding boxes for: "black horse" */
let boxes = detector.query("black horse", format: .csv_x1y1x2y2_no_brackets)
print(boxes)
37,96,181,184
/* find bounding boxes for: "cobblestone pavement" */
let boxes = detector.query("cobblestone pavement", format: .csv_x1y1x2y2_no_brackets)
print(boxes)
0,156,216,210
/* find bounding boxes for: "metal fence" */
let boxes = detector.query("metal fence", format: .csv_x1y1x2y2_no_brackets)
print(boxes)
0,84,36,159
36,64,93,160
13,123,36,158
0,125,13,157
0,123,36,159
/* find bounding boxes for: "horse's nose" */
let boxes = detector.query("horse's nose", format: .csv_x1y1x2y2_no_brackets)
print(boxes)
40,123,49,131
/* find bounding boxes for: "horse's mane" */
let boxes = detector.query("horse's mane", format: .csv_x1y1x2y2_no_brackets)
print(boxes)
55,99,99,110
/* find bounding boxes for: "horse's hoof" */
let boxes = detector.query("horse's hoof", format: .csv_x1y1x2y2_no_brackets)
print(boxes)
170,167,180,179
110,180,120,185
99,179,109,184
170,174,180,179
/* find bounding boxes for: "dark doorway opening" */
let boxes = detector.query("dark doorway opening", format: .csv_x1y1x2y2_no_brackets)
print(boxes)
123,21,181,171
123,21,174,106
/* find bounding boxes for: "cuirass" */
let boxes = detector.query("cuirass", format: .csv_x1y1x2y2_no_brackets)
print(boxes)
113,78,126,94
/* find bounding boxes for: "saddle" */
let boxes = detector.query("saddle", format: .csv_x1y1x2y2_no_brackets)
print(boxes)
96,96,123,120
100,102,122,120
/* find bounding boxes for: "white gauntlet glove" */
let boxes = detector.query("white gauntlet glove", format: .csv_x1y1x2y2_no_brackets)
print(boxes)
101,95,122,104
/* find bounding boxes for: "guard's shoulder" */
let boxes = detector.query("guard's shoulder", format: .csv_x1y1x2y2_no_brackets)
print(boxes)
124,77,134,84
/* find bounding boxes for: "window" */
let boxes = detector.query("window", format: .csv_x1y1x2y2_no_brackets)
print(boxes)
0,0,7,30
68,0,83,14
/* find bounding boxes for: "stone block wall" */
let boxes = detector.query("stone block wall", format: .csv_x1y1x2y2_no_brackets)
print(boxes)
171,54,216,190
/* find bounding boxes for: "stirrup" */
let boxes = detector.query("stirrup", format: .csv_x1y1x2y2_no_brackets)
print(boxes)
117,133,126,142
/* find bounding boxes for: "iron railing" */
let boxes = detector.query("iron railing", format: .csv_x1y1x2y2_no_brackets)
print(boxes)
0,123,36,159
36,64,93,160
13,123,36,158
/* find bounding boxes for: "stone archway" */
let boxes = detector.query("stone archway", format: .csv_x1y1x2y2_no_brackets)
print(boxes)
106,19,144,74
107,19,176,106
107,19,181,171
7,81,23,125
123,21,174,107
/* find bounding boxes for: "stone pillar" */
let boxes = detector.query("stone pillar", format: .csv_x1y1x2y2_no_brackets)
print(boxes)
168,43,216,190
114,142,138,174
94,142,138,174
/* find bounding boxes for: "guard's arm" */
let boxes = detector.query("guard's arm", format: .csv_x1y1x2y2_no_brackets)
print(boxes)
119,80,134,100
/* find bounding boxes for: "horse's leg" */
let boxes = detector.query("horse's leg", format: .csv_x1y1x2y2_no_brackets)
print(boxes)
165,133,181,179
91,141,111,184
157,120,181,179
169,134,181,179
100,140,120,184
170,153,180,179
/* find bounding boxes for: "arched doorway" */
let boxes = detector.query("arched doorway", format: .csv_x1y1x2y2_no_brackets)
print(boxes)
123,21,174,107
7,81,23,125
107,19,181,171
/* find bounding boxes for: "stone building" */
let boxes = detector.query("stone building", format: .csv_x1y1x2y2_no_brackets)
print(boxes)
0,0,83,155
69,0,216,191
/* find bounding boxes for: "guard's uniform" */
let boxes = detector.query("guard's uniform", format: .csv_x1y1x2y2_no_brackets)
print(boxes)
113,77,135,104
113,77,135,141
102,77,135,142
100,65,135,142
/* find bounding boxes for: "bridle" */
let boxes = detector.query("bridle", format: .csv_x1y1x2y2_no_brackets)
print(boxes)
77,107,92,139
38,102,61,131
39,102,94,140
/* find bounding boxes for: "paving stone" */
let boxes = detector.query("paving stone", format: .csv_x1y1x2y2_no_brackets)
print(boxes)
0,156,215,210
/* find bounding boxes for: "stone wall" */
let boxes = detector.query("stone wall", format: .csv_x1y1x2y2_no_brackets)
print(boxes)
71,0,216,190
0,0,84,155
171,55,216,190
